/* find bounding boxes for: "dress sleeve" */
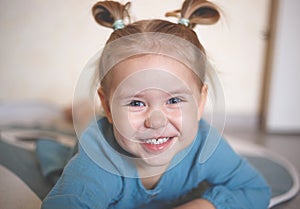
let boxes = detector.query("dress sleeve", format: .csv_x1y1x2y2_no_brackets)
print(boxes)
201,139,271,209
42,194,92,209
41,146,122,209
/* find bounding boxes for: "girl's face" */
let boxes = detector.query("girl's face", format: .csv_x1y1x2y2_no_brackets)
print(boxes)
99,55,207,170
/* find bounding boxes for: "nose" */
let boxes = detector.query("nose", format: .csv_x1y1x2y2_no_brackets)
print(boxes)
144,110,167,129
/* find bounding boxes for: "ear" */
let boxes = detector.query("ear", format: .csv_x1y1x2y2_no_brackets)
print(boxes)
98,88,113,123
197,84,208,121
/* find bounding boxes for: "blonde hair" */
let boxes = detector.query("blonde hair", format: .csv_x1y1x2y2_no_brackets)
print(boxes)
91,0,220,93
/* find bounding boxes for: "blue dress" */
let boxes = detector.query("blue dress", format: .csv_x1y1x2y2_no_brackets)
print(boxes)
42,118,271,209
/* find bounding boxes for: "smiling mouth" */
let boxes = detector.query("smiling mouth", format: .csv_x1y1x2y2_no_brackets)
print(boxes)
141,136,175,152
144,137,170,145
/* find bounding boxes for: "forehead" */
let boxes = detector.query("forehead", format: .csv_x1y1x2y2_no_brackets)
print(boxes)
106,54,201,98
111,54,196,84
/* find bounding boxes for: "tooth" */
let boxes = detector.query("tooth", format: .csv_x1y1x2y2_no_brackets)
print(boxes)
145,137,170,145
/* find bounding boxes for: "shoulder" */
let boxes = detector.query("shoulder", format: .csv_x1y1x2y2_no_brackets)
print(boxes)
194,119,226,164
43,145,123,208
199,136,253,183
65,145,123,194
79,117,138,176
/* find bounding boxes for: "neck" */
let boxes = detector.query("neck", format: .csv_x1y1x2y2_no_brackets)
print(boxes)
135,161,169,190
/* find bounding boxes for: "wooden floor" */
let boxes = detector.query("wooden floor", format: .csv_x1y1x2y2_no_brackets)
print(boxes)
223,116,300,209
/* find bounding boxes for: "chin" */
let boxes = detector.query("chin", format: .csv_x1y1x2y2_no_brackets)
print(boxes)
142,155,172,167
137,148,178,169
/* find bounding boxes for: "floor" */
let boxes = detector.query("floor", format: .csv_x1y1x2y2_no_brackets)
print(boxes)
223,116,300,209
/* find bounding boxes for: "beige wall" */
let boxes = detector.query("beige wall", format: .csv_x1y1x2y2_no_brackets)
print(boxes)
0,0,270,116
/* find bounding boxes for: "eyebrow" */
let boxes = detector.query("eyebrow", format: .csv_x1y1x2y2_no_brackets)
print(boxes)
167,87,193,95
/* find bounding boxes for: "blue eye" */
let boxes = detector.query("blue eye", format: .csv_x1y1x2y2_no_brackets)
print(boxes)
128,100,145,107
167,97,182,104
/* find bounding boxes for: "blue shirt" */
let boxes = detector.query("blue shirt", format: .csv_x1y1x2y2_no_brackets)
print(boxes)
42,118,271,209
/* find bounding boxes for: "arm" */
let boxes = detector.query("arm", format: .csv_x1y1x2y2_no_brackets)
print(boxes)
174,199,215,209
199,139,271,209
42,146,122,209
42,195,91,209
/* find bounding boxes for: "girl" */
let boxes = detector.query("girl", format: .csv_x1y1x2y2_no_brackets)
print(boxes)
42,0,271,208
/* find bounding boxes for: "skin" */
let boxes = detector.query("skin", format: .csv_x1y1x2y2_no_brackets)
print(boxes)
98,55,215,209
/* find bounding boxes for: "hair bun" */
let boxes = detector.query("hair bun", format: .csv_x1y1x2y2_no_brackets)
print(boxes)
166,0,220,28
92,1,131,29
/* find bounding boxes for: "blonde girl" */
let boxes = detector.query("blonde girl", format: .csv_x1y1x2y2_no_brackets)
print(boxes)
42,0,270,208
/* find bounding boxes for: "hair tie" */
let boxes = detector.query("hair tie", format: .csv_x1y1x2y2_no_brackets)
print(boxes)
113,19,125,30
178,18,190,27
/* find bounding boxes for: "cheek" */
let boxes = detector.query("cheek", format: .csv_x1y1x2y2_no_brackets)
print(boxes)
179,103,200,137
165,108,182,128
110,105,138,140
128,111,147,130
113,127,139,152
